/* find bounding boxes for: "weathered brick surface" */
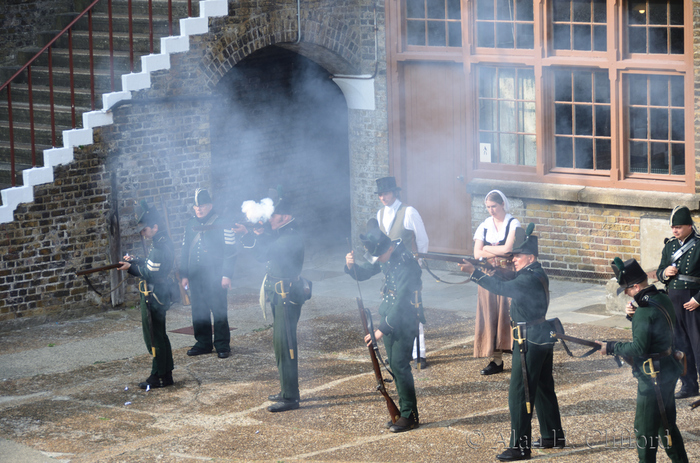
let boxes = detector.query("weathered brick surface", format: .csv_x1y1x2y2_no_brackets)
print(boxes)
0,0,74,66
0,0,387,327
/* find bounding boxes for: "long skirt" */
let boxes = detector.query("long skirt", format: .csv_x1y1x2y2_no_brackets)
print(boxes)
473,285,512,357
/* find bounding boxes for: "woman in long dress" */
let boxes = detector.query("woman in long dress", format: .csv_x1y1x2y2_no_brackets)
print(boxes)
472,190,520,375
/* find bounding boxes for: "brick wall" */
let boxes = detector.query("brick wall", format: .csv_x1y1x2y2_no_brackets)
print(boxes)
0,0,74,66
0,0,387,327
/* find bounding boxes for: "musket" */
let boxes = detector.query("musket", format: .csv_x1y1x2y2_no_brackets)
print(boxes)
76,263,122,276
139,234,157,358
414,252,495,269
691,398,700,410
357,296,400,424
549,318,628,367
160,197,190,306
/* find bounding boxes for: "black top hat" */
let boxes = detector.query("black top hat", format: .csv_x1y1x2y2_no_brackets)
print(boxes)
360,227,392,258
375,177,401,195
194,188,213,207
135,200,160,228
510,223,538,256
611,257,647,294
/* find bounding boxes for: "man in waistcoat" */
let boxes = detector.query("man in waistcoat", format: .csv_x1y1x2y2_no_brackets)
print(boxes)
656,205,700,399
375,176,430,369
180,188,238,359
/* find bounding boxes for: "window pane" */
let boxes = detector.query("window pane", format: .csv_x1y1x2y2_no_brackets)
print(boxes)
500,133,517,164
670,28,683,54
629,107,648,139
628,75,647,105
649,76,669,106
629,141,648,172
499,69,516,99
448,22,462,47
595,106,611,137
520,102,536,132
496,0,514,20
574,73,592,102
407,21,426,46
519,134,537,166
518,69,536,99
556,137,574,167
555,72,573,101
628,4,645,25
428,21,447,46
592,0,606,22
670,1,683,25
593,25,607,51
427,1,445,19
477,22,496,47
555,104,573,134
499,101,516,132
480,100,497,130
670,76,684,106
594,71,610,103
516,0,534,21
575,138,594,169
595,139,611,170
572,0,591,22
649,2,667,25
553,24,571,49
650,142,669,173
553,0,570,21
575,105,593,135
480,67,498,97
573,24,592,50
517,24,535,48
649,108,669,140
477,0,495,20
447,0,461,20
671,108,684,141
407,0,425,19
649,27,668,53
496,22,516,48
672,143,685,174
628,28,647,53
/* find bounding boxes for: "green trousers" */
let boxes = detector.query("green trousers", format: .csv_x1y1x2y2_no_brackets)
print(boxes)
509,341,563,449
271,297,302,401
384,322,419,420
634,381,688,463
140,297,173,376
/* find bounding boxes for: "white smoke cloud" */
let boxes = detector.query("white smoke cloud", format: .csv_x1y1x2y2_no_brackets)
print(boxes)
241,198,274,223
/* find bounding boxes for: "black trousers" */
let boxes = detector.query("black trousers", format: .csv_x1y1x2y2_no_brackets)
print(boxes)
668,289,700,393
189,270,230,353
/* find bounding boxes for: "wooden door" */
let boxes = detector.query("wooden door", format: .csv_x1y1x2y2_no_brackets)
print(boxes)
397,61,470,254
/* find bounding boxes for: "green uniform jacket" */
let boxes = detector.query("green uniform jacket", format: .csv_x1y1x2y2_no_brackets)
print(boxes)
128,231,175,309
180,210,237,279
656,234,700,298
470,261,553,346
345,242,424,335
612,285,683,395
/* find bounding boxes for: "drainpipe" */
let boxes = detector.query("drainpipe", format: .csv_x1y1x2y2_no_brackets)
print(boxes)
295,0,301,44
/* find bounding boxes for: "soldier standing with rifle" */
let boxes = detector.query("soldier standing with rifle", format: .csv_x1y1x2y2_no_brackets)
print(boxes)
233,188,307,412
459,224,564,461
118,200,176,389
345,225,424,433
180,188,238,359
597,257,688,463
656,205,700,400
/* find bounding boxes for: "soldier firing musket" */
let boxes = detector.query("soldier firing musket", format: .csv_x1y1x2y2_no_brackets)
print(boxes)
595,257,688,462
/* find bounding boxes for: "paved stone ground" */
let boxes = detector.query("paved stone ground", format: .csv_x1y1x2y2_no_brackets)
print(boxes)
0,247,699,462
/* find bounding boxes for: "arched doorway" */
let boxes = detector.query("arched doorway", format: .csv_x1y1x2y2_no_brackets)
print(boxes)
209,46,351,249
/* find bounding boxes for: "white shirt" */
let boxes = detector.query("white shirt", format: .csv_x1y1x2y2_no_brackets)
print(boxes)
473,214,520,246
377,199,429,253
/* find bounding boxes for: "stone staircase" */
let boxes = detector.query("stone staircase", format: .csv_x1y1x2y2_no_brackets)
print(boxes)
0,0,228,222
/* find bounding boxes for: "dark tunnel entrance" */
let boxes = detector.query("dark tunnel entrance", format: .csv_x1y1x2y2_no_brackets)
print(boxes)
209,46,351,250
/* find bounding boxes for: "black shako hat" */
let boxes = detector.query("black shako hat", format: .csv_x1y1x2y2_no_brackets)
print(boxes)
375,177,401,195
268,186,292,216
360,227,392,258
670,205,693,226
510,223,538,256
194,188,213,207
135,200,160,229
611,257,647,295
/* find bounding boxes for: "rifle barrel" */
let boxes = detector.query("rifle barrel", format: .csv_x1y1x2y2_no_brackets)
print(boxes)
76,263,121,276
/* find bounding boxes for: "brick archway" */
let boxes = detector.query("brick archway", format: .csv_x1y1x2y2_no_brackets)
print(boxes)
200,11,362,90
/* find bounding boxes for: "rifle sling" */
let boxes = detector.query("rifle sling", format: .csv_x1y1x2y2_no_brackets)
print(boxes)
422,259,471,285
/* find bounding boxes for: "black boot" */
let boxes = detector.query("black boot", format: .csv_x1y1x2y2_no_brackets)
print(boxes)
139,372,174,389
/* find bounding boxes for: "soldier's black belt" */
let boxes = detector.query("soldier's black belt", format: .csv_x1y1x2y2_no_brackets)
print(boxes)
677,274,700,284
511,317,546,328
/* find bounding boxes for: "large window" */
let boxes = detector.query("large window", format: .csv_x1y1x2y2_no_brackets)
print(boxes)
393,0,692,191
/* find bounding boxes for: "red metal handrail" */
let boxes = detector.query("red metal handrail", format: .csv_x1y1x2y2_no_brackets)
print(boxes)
0,0,193,187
